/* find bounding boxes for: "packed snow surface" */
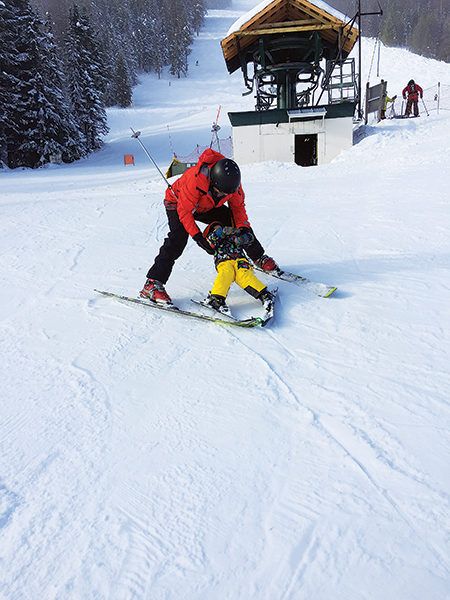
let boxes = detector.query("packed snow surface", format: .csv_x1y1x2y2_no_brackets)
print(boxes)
1,4,450,599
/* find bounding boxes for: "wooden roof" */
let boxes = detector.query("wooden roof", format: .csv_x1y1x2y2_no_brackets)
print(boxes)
221,0,359,74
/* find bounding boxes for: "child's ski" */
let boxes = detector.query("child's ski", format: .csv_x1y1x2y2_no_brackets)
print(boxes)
94,290,263,328
192,286,277,327
253,266,337,298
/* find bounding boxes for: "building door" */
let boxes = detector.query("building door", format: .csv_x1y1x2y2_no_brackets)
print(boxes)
295,134,317,166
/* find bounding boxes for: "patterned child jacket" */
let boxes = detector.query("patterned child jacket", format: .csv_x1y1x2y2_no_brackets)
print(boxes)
206,227,253,269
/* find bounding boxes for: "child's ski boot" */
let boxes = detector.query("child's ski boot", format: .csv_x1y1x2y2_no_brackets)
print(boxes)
258,288,276,312
204,293,232,317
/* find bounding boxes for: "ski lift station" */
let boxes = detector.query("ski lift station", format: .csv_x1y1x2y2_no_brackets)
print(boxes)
221,0,360,166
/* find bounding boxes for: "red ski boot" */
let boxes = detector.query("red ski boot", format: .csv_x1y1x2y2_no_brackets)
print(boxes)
140,279,173,306
254,254,279,272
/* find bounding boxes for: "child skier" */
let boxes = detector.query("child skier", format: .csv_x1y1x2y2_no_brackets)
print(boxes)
202,222,275,315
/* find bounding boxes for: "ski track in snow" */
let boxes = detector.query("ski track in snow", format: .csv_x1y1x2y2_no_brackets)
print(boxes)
1,5,450,599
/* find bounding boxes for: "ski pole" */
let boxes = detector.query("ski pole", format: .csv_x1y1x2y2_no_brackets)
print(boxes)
130,127,172,189
210,106,221,149
421,97,429,116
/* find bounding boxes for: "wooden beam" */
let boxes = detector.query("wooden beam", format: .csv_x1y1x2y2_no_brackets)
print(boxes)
250,19,319,29
236,23,341,36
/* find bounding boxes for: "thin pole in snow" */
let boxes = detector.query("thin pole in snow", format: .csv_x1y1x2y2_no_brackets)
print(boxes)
130,127,172,189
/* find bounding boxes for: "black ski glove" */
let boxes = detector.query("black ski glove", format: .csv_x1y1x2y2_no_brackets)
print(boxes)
193,232,215,255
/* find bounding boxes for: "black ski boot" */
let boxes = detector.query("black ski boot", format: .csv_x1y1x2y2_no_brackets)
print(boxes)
258,288,275,312
204,293,232,317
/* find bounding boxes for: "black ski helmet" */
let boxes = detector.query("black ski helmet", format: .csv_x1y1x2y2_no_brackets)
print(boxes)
210,159,241,194
408,79,415,85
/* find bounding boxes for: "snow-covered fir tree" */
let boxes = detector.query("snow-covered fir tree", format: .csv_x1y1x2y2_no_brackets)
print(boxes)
147,0,169,78
37,19,84,164
114,52,133,108
1,0,45,168
189,0,207,36
0,0,16,166
65,4,109,154
0,0,83,168
90,0,138,106
165,0,193,78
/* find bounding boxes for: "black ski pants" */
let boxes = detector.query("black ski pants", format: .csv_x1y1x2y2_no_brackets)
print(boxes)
146,205,264,284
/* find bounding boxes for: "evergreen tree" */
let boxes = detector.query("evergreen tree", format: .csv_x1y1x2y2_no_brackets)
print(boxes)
129,0,158,73
114,52,133,107
38,18,83,164
2,0,44,168
437,16,450,62
0,0,17,166
189,0,206,36
88,0,138,106
408,13,440,58
65,4,109,154
380,0,408,46
165,0,192,78
1,0,79,168
149,0,168,77
1,0,84,168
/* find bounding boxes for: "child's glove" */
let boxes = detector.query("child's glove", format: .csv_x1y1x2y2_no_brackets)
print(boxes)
206,226,225,246
222,226,238,236
235,230,254,247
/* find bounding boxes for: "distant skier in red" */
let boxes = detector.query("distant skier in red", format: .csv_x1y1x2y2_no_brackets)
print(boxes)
402,79,423,117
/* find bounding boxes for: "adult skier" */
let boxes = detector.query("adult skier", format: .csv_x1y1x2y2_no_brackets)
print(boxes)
402,79,423,117
140,149,279,305
201,222,275,315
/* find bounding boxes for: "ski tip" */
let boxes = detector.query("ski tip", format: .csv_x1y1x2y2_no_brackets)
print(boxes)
322,286,337,298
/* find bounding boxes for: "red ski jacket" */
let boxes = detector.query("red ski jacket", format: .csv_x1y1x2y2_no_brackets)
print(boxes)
402,82,423,100
164,149,250,238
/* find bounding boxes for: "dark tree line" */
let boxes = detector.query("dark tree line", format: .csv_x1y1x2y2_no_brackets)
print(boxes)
329,0,450,62
32,0,206,87
1,0,206,169
379,0,450,62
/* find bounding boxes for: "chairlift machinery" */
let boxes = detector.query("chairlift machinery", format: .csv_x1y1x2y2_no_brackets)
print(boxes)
221,0,382,117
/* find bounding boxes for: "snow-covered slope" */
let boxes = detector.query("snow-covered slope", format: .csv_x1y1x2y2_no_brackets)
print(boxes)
1,6,450,599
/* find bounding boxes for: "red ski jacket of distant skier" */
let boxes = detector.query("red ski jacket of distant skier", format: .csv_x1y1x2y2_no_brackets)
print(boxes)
164,149,250,238
402,82,423,100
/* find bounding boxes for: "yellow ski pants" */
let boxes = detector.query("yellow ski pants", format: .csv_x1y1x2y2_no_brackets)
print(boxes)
211,259,266,298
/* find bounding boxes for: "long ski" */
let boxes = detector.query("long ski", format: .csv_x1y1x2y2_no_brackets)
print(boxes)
94,290,263,328
252,266,336,298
